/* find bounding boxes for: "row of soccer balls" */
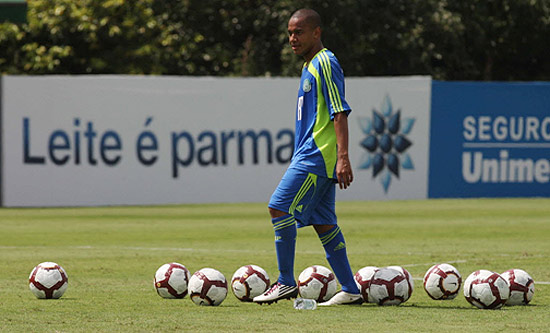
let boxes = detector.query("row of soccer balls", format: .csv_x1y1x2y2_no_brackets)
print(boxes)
29,261,534,309
358,263,535,309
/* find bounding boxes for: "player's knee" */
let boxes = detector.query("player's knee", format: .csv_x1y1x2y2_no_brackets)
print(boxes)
268,207,287,219
314,224,336,235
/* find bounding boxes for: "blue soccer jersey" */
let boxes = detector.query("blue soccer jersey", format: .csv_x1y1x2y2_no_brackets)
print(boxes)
289,48,351,179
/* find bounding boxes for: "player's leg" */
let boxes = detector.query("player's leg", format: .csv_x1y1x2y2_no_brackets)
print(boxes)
315,224,362,305
269,207,297,287
309,182,362,305
254,169,313,304
253,207,299,303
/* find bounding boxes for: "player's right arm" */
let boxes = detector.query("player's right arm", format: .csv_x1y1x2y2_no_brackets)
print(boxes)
334,112,353,189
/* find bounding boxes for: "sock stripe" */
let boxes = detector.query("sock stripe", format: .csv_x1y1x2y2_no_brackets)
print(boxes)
320,226,339,242
272,215,294,227
320,226,341,246
273,218,296,231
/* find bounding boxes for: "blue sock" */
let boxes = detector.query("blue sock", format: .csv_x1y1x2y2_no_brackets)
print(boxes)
318,225,359,294
272,214,297,286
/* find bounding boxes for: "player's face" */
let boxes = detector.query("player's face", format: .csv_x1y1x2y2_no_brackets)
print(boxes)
288,17,320,59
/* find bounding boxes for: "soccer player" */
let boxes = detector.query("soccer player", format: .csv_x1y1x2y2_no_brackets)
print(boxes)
253,8,362,306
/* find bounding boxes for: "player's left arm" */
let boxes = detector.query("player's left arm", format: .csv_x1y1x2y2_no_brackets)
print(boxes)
334,112,353,190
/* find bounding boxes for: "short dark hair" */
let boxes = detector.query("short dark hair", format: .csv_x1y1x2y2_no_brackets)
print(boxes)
290,8,322,29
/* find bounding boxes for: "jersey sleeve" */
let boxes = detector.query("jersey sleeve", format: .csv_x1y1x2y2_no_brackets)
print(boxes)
317,52,351,120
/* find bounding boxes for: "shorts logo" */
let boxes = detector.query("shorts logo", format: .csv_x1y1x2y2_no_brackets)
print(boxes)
302,78,312,93
358,94,415,193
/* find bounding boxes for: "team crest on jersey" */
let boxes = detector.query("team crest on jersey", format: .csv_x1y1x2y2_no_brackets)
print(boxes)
302,78,312,92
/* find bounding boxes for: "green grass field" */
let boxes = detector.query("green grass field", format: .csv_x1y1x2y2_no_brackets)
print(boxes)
1,198,549,332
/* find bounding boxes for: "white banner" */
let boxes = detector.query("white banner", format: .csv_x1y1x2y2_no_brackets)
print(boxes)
1,75,431,207
344,77,432,200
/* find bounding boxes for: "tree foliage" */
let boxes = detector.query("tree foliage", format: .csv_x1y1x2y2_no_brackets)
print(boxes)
1,0,549,80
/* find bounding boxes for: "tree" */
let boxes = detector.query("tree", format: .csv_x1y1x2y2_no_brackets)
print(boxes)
1,0,549,80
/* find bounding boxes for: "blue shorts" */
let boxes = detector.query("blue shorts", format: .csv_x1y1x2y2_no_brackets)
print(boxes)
268,167,337,228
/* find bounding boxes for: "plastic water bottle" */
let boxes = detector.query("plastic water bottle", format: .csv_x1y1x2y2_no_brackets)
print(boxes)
293,298,317,310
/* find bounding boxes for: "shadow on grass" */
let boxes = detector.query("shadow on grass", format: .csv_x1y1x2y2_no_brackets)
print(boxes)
400,302,544,310
348,303,473,311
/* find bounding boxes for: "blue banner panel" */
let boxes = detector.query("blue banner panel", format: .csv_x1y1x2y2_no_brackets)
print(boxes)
429,81,550,198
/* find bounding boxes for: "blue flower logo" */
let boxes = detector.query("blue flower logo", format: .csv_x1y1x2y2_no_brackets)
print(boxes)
358,95,415,192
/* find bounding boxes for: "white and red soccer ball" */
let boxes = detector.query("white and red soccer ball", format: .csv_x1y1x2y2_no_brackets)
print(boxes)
231,265,270,302
501,269,535,306
463,270,510,309
387,265,414,301
189,268,228,306
298,265,337,302
423,263,462,300
368,267,411,305
354,266,378,302
29,262,68,299
154,263,191,299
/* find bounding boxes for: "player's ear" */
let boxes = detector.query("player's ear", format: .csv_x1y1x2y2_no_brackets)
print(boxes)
313,26,321,39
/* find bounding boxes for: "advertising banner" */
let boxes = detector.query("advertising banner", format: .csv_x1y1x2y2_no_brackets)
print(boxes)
1,76,431,207
343,77,432,201
429,81,550,198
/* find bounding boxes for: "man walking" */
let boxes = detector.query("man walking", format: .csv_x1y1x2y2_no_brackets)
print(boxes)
253,8,362,306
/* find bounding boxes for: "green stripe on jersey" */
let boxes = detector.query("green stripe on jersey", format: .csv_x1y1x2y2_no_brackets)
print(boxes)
308,51,337,178
319,51,344,113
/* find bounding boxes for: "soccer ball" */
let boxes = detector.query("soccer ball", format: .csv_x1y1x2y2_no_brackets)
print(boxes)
463,270,510,309
189,268,228,306
368,267,410,305
354,266,378,302
28,262,68,299
423,263,462,300
154,263,190,299
387,265,414,301
231,265,270,302
298,265,337,302
501,269,535,306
